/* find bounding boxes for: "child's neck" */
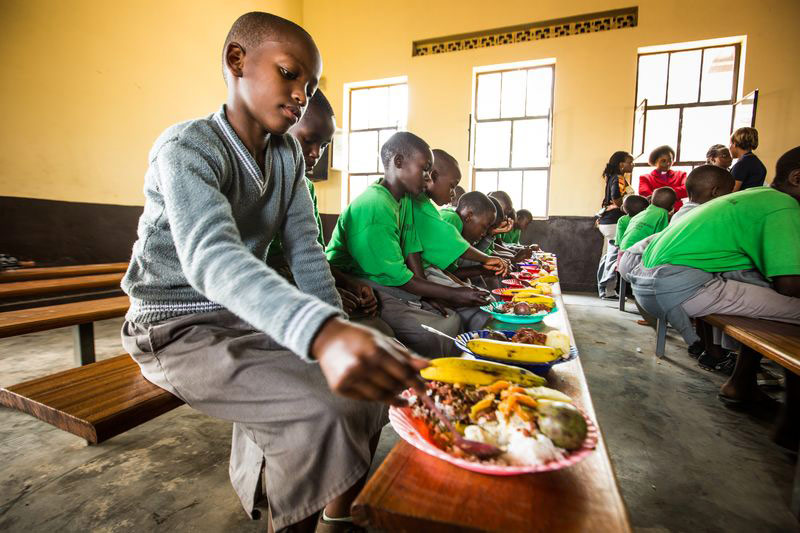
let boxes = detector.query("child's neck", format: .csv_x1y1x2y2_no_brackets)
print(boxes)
225,95,270,168
380,174,408,201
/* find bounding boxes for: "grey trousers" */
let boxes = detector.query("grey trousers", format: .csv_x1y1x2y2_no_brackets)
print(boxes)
375,289,462,357
596,223,618,296
121,310,387,531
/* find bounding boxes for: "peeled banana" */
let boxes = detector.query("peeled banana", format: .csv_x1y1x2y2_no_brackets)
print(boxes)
466,330,571,363
510,294,556,306
420,357,546,387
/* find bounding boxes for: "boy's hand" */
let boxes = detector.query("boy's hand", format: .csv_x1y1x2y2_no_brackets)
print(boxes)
482,257,510,277
513,248,532,263
355,284,379,317
337,288,361,315
312,318,428,405
422,298,450,317
448,286,491,308
491,218,514,235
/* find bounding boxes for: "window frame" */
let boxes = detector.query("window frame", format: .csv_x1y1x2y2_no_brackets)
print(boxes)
631,42,742,176
345,80,408,204
469,62,556,219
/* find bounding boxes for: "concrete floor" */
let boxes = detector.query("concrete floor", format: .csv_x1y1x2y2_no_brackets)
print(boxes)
0,294,796,532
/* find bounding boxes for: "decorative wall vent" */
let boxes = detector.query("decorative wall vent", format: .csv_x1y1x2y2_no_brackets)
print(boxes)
412,7,637,57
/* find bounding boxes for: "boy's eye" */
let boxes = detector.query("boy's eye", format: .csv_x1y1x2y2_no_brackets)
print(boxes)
279,67,298,80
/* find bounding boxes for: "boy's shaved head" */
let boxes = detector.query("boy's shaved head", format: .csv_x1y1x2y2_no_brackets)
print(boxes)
289,89,335,175
516,209,532,222
488,196,504,225
622,194,649,217
432,149,459,171
457,191,495,217
652,187,677,210
686,164,734,203
304,89,334,122
489,191,513,213
380,131,430,169
223,12,316,73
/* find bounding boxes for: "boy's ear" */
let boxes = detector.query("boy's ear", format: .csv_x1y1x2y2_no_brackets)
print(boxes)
788,169,800,187
392,153,404,169
225,42,246,79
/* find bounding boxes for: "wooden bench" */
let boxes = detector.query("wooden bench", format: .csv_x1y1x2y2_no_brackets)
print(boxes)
0,295,130,365
0,262,128,283
0,272,124,300
699,314,800,518
353,281,631,532
0,354,184,444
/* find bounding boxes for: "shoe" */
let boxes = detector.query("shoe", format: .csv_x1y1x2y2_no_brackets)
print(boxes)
698,352,724,371
715,354,737,376
756,365,783,388
600,293,618,300
687,341,704,359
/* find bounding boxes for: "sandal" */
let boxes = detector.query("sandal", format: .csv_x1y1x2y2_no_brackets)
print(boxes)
317,511,365,533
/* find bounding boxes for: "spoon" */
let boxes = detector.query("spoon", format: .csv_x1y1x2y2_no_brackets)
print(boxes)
420,324,460,342
416,388,503,459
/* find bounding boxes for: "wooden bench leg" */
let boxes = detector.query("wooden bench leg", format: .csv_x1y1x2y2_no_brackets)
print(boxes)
793,448,800,519
655,318,667,358
72,323,96,366
618,276,627,312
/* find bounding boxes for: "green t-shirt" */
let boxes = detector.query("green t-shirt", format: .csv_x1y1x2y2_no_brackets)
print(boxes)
268,178,324,261
439,207,463,233
412,194,470,270
614,214,631,245
326,182,422,286
619,205,669,251
501,228,521,244
642,187,800,278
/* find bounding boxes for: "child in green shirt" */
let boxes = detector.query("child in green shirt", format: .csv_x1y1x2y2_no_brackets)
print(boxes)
326,133,490,356
630,147,800,413
598,194,649,297
618,187,676,251
441,192,503,282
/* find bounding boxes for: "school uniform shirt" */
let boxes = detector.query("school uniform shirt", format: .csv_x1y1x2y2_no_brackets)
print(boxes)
668,200,699,225
326,182,422,286
412,193,470,270
638,169,688,211
267,178,325,262
731,152,767,191
501,228,522,244
642,186,800,279
618,204,669,251
614,214,631,244
439,207,463,232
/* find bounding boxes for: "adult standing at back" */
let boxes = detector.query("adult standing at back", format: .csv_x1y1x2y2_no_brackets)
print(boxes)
596,150,633,298
730,127,767,192
639,145,687,211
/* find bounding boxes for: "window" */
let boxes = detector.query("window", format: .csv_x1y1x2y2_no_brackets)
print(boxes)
471,62,555,218
345,80,408,203
631,42,747,190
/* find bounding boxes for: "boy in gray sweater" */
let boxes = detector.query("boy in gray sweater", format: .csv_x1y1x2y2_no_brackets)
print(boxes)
120,12,425,532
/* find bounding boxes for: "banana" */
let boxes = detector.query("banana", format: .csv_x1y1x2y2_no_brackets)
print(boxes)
535,275,559,283
510,294,556,306
524,386,573,402
545,331,571,356
466,338,560,363
420,357,546,387
504,287,545,295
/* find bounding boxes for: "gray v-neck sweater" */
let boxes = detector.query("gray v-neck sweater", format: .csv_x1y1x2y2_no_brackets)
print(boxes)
122,106,342,360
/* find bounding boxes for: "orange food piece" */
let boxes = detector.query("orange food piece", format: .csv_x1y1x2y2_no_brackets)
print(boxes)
482,380,511,393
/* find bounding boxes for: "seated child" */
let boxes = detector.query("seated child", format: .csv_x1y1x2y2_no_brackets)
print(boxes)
120,12,425,532
501,209,533,245
614,194,650,280
618,187,676,251
639,145,687,211
409,149,508,329
326,132,490,357
629,146,800,409
670,164,735,224
487,191,533,262
451,184,466,205
706,144,732,169
267,89,392,334
598,194,648,291
440,192,503,280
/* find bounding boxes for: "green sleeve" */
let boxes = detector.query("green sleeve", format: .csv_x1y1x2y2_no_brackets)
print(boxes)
439,208,464,232
654,211,669,234
413,196,470,270
347,223,415,286
758,208,800,278
614,216,630,244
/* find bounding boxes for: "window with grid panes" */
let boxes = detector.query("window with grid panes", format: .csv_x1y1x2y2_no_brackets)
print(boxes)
346,82,408,203
631,43,741,191
471,64,554,218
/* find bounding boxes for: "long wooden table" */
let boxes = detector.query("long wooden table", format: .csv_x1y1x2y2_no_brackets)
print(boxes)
353,284,631,532
0,262,128,282
0,272,124,300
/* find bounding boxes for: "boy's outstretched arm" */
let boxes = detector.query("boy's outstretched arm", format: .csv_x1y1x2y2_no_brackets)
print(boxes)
157,139,340,361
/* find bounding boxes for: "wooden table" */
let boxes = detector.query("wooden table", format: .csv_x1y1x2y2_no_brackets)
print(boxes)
0,272,124,300
353,285,631,532
0,262,128,282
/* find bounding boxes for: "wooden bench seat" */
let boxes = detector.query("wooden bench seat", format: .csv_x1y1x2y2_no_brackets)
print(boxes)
702,315,800,375
0,272,124,300
0,354,184,444
0,262,128,283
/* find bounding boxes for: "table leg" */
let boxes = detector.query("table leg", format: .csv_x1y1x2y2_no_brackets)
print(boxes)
618,276,627,312
72,322,95,366
655,319,667,358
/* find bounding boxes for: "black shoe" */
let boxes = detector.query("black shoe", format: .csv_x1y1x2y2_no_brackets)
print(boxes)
698,352,724,371
687,341,704,359
715,353,737,376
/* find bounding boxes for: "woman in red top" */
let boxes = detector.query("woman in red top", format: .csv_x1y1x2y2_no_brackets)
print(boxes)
639,145,687,212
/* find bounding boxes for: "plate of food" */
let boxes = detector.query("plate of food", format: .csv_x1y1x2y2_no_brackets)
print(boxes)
389,358,597,475
491,285,553,301
455,328,578,375
501,278,528,288
480,299,557,324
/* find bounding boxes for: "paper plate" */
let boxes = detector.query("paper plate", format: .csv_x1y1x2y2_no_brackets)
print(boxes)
480,301,558,323
389,390,598,476
501,279,527,288
455,329,578,376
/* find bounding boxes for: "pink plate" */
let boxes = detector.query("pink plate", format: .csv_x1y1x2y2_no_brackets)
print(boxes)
501,278,527,288
389,391,598,476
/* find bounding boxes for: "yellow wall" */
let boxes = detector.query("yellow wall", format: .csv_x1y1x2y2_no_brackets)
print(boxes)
304,0,800,216
2,0,799,216
0,0,301,205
